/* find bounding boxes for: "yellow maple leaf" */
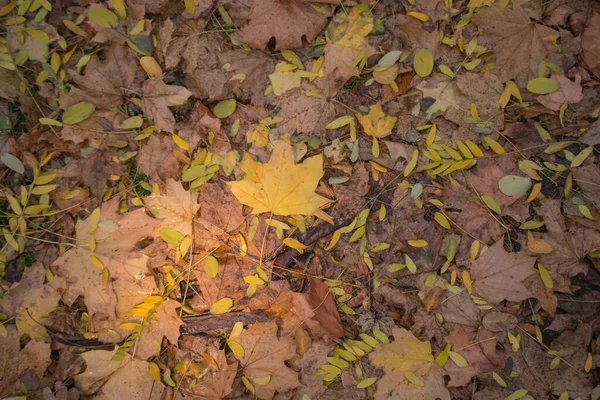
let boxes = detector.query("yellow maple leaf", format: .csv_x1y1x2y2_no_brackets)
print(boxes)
356,104,397,138
369,328,450,400
227,140,331,216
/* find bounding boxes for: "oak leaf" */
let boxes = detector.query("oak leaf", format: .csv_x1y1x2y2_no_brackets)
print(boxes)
472,3,562,85
227,140,331,216
234,321,300,399
140,79,191,133
369,328,450,400
416,73,460,119
356,104,397,138
470,240,536,303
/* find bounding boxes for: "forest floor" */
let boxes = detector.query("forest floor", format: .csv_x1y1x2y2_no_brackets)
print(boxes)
1,0,600,399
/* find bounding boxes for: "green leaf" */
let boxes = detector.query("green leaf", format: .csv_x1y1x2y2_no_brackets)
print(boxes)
526,78,560,94
62,102,96,125
213,99,237,118
413,48,433,77
1,153,24,174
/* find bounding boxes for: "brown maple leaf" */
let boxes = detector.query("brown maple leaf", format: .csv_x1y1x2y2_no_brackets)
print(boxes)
239,0,330,50
537,73,584,111
443,326,505,387
473,3,562,85
67,43,145,111
582,12,600,69
140,79,191,133
471,240,536,303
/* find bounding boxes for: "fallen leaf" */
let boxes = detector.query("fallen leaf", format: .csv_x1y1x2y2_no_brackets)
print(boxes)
473,3,562,85
356,103,397,138
239,0,329,51
234,321,300,399
369,328,450,400
537,74,584,111
581,12,600,69
74,350,165,398
471,240,536,303
140,79,191,133
228,140,331,216
67,43,145,110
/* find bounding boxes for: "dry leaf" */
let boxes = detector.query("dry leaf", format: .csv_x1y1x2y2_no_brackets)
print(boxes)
228,140,331,216
369,328,450,400
473,4,562,85
140,79,191,133
471,240,536,303
234,321,300,399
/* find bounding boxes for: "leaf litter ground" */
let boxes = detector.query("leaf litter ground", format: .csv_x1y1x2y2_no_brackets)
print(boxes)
0,1,600,399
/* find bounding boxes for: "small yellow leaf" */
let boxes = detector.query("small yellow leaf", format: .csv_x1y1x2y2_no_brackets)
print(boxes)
89,255,104,271
283,237,308,254
579,204,596,220
504,389,528,400
113,0,127,19
356,377,377,388
213,99,237,118
252,375,271,385
571,146,593,168
448,351,468,367
229,321,243,340
537,263,553,289
407,239,428,247
148,362,161,382
119,322,141,330
526,77,560,94
88,7,119,28
210,297,233,314
31,184,58,195
585,352,592,372
39,117,62,127
405,254,417,273
414,48,433,77
242,376,255,394
404,370,425,387
433,212,450,229
140,56,162,78
227,339,245,357
483,136,505,154
481,195,501,214
203,255,219,278
470,103,479,121
406,11,429,21
326,115,354,129
404,149,419,177
172,134,190,151
462,270,472,294
492,371,507,387
160,228,184,244
62,102,96,125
